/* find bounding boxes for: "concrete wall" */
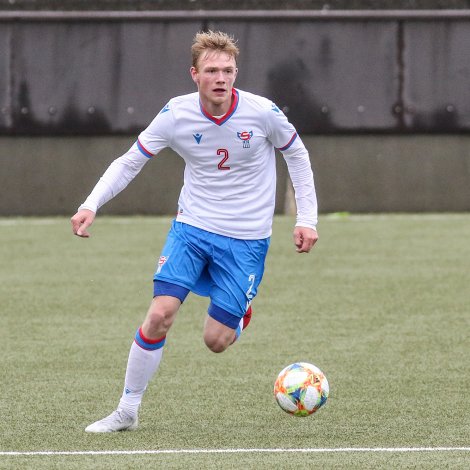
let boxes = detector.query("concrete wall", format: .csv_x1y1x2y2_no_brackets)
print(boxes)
1,135,469,216
306,135,470,212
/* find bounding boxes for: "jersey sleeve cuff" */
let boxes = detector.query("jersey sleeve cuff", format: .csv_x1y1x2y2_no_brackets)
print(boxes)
295,222,317,231
78,203,98,213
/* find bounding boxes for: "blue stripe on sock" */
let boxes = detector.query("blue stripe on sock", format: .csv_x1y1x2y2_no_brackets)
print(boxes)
134,328,166,351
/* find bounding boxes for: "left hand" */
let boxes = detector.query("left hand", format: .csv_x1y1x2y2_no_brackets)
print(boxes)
293,226,318,253
71,209,96,238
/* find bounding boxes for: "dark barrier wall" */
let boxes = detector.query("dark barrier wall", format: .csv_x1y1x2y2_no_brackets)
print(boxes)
1,10,470,136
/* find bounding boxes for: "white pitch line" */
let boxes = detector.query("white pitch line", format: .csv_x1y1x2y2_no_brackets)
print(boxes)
1,447,469,456
0,217,170,227
0,219,61,226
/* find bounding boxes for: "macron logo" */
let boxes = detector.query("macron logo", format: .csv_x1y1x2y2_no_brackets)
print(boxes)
159,104,170,114
193,133,203,144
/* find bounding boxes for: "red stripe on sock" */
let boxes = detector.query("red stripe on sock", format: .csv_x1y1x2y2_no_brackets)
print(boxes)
138,327,166,344
243,306,253,330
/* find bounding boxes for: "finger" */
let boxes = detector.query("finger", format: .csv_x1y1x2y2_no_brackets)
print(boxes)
296,240,310,253
295,237,308,253
70,217,80,235
76,228,90,238
293,232,303,249
71,216,91,237
76,221,91,238
296,234,318,253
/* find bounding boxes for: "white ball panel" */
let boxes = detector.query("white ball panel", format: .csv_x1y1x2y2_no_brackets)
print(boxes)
276,393,298,413
303,386,320,411
283,370,308,388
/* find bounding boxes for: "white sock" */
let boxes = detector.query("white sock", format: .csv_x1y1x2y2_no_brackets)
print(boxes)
118,340,164,416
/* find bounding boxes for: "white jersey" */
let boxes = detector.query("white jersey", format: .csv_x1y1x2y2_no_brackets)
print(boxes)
80,88,317,239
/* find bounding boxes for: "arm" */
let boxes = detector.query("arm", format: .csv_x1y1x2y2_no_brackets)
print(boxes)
71,99,174,238
71,144,150,237
265,101,318,252
282,142,318,253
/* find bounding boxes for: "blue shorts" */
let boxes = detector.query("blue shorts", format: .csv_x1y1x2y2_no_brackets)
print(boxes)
153,221,270,329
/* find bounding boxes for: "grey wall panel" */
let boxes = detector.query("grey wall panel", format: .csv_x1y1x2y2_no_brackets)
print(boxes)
109,22,197,132
1,15,469,135
211,20,399,133
403,21,470,131
0,24,12,129
8,21,198,135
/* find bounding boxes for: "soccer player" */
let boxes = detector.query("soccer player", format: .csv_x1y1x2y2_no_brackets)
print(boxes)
71,30,318,432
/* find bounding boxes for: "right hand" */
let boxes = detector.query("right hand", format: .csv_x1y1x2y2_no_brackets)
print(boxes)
71,209,96,238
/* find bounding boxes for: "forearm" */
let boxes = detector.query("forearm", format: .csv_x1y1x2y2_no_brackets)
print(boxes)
283,146,318,229
79,145,149,212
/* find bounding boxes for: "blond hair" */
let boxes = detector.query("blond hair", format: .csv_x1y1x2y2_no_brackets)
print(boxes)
191,30,239,69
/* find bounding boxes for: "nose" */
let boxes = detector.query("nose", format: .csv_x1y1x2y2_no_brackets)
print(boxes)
215,70,225,82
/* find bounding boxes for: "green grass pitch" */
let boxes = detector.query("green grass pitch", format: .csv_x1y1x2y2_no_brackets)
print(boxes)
0,214,469,469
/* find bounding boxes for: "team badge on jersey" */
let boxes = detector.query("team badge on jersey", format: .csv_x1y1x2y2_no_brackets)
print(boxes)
237,131,253,148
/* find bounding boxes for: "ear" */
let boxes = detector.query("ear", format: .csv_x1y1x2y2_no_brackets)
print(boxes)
190,66,199,85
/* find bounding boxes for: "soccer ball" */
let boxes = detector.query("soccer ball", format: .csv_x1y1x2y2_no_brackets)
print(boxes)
274,362,329,417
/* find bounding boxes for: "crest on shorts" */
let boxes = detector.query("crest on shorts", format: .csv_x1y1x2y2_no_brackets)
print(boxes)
156,255,169,274
237,130,253,148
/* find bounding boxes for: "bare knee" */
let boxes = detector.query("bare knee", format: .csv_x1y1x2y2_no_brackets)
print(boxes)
203,316,236,353
142,296,180,338
204,333,230,353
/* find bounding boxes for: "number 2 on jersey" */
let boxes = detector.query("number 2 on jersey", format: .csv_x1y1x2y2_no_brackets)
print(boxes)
217,149,230,170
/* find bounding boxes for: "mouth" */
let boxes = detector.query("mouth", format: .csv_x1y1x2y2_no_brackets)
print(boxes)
212,88,227,94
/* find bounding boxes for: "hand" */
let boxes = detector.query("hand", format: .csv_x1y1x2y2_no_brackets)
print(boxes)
71,209,96,238
293,226,318,253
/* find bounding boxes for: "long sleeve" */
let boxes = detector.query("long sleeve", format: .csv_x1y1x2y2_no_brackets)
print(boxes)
265,100,318,230
79,144,150,213
282,143,318,229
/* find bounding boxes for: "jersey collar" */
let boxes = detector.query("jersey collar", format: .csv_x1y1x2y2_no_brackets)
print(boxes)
199,88,239,126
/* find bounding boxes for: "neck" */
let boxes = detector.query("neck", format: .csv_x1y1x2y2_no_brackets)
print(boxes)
201,90,234,117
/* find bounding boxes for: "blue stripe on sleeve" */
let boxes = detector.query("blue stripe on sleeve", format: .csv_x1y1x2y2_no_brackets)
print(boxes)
136,139,154,158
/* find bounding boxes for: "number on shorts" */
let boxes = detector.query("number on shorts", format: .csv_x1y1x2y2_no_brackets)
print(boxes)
246,274,255,309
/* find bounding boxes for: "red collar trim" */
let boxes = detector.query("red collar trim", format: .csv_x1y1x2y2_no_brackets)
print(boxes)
200,89,239,126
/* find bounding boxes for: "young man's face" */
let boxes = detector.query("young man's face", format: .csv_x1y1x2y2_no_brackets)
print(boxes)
190,50,238,113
